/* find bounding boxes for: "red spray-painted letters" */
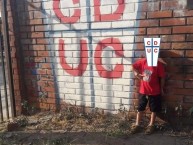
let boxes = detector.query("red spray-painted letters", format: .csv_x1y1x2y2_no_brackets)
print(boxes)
53,0,81,24
59,38,124,78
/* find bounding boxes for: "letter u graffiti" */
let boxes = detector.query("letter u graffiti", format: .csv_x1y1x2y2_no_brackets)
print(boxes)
59,39,88,76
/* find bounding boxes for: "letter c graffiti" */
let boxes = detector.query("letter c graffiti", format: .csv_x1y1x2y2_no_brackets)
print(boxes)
94,38,124,78
53,0,81,24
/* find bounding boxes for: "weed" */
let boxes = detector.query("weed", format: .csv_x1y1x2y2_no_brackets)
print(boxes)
15,116,29,127
21,100,37,115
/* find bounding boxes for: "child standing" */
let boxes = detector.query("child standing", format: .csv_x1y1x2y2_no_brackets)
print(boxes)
131,58,165,134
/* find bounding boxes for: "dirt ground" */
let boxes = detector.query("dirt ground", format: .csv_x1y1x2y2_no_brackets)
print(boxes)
0,110,192,145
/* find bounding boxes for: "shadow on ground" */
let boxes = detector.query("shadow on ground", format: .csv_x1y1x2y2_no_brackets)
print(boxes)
0,131,192,145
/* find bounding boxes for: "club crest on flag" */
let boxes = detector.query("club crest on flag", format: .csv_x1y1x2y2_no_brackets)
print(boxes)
144,38,161,67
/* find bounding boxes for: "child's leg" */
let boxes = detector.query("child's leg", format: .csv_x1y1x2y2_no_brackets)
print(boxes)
148,95,161,126
136,94,148,126
145,113,156,135
136,111,143,126
149,112,156,126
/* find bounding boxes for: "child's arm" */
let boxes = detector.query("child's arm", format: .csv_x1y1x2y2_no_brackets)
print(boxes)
132,66,144,80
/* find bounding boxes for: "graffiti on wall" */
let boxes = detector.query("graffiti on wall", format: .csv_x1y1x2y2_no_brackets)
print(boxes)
42,0,139,110
53,0,126,78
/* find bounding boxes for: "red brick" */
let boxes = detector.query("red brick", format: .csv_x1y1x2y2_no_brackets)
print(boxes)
47,81,54,87
134,36,145,43
174,10,193,17
138,20,159,27
137,28,146,35
13,69,19,75
185,81,193,88
139,2,159,12
35,25,45,32
161,35,185,42
147,27,171,35
166,66,183,73
37,69,47,75
148,11,172,18
7,11,12,17
185,50,193,57
39,103,50,110
27,19,43,25
46,98,56,104
46,70,53,75
38,51,49,57
30,32,44,38
21,39,36,44
161,50,184,58
8,24,14,32
42,87,55,92
172,42,193,49
8,17,13,23
37,38,48,44
25,62,36,68
187,17,193,25
28,11,34,19
174,89,193,95
166,80,184,88
48,93,56,98
173,26,193,34
161,1,186,10
163,95,183,102
33,11,45,19
28,96,39,103
171,74,193,81
33,57,46,62
27,2,41,11
184,96,193,103
13,74,19,80
37,81,47,87
160,43,171,49
187,34,193,41
41,63,51,68
160,18,185,26
49,104,57,111
20,26,34,32
184,66,193,73
135,12,146,20
30,45,45,50
10,39,15,47
41,76,54,81
24,51,37,56
183,58,193,65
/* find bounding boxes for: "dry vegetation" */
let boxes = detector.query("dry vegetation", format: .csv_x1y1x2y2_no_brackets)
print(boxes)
0,107,192,145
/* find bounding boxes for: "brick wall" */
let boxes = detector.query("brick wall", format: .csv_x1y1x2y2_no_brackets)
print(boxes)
2,0,24,115
5,0,193,117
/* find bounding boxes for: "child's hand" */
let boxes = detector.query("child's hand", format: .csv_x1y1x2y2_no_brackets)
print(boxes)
135,73,145,80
